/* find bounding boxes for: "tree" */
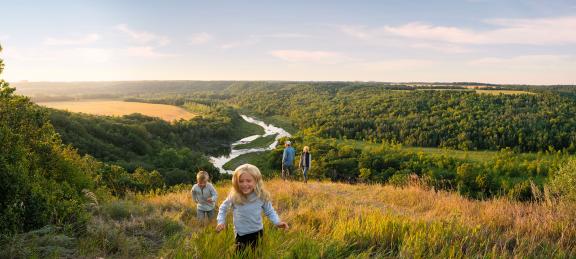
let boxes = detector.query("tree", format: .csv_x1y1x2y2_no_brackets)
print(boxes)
0,45,93,235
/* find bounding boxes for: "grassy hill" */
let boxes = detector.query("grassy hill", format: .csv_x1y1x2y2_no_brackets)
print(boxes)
7,179,573,258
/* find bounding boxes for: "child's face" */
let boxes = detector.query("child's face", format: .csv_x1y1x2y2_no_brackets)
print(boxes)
238,173,256,195
198,180,207,188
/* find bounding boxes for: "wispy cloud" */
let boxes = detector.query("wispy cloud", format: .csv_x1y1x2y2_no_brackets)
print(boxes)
254,33,310,39
219,32,309,50
5,45,172,63
4,47,112,63
44,33,100,45
115,24,170,46
3,48,57,62
74,48,112,62
468,54,575,68
269,49,349,64
341,16,576,45
220,38,260,49
188,32,213,45
358,59,438,70
122,46,173,58
408,43,472,53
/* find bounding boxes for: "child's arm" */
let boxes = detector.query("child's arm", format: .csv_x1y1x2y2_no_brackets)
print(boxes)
215,196,232,232
263,201,289,229
191,186,199,203
207,184,217,204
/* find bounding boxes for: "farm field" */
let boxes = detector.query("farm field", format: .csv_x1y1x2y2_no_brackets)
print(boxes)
38,100,196,121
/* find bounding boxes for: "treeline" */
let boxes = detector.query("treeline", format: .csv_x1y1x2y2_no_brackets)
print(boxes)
0,81,174,236
269,137,568,200
230,84,576,152
46,104,257,185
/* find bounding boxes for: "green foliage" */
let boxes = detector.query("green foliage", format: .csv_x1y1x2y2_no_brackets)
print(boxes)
263,136,566,200
230,83,576,153
549,158,576,202
234,134,277,149
0,47,95,236
46,108,241,185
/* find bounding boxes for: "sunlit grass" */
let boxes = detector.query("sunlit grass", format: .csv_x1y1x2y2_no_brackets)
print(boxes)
37,100,197,121
335,138,558,163
68,179,576,258
234,134,277,149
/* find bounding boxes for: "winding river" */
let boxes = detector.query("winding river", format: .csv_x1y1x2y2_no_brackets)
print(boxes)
209,115,291,174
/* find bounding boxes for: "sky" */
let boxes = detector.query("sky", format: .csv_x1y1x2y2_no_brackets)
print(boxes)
1,0,575,84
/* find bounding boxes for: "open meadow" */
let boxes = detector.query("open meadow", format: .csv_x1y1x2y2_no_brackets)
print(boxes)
38,100,196,122
8,179,570,258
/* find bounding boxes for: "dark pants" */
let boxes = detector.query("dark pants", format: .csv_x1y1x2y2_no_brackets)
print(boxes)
282,164,294,180
236,229,263,252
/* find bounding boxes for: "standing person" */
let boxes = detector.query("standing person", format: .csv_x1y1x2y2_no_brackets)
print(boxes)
299,146,312,183
282,140,296,181
216,164,289,253
191,171,218,222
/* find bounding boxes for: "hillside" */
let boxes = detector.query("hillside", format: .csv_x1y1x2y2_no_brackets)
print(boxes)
5,179,574,258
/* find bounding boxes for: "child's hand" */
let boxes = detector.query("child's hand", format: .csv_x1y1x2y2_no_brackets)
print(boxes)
215,223,226,232
276,222,289,230
207,197,213,203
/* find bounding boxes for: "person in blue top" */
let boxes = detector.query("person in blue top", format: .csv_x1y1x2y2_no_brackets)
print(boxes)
281,140,296,181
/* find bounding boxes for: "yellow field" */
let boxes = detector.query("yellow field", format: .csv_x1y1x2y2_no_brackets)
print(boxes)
77,179,575,258
38,100,196,121
476,90,535,95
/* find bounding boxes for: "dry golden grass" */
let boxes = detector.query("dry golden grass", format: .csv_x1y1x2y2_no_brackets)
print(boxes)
476,90,536,95
75,180,575,258
158,180,574,257
38,100,196,121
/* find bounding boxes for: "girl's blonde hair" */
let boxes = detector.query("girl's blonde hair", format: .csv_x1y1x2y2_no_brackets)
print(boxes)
230,164,271,204
303,146,309,152
196,171,209,182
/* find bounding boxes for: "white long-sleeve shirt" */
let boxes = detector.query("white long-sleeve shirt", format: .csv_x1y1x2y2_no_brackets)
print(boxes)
191,183,217,211
217,192,281,236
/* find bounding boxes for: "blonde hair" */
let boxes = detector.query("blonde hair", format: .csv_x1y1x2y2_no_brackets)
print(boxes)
303,146,309,152
229,164,270,204
196,171,209,182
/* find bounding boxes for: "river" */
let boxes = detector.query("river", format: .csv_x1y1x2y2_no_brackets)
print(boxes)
209,115,291,174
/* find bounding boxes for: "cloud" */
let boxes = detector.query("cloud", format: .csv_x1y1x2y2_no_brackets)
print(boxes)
115,24,170,46
74,48,112,62
220,38,260,49
4,47,112,63
44,33,100,45
408,43,472,54
5,45,171,63
3,48,57,62
122,46,173,58
340,25,373,40
254,33,310,39
219,33,309,50
269,49,348,64
358,59,438,70
341,16,576,45
468,54,576,68
188,33,213,45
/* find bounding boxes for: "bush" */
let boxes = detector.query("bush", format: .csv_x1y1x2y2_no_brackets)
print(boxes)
549,158,576,202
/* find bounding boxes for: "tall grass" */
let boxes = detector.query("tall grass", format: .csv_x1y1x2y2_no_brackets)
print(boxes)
160,180,575,258
12,180,572,257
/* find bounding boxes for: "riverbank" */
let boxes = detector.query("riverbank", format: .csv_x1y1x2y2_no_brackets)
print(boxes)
209,115,291,174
